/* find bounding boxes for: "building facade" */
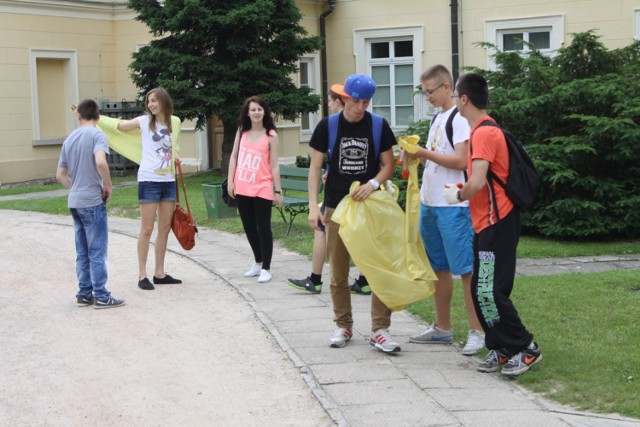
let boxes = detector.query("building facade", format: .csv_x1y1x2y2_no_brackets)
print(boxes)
1,0,639,183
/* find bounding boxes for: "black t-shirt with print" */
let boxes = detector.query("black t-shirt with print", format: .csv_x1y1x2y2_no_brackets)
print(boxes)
309,111,396,208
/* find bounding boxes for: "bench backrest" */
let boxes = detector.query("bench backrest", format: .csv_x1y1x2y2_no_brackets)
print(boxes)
279,166,323,194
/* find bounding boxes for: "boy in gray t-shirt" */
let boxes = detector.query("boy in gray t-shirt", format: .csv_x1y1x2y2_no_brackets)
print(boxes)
56,99,124,309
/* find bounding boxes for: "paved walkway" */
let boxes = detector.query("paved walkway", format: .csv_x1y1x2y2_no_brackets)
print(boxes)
1,205,639,426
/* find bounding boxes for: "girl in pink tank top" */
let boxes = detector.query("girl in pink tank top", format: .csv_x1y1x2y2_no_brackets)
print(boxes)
227,96,284,283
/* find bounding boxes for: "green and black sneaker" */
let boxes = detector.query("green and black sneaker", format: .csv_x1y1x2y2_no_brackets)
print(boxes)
287,276,322,294
350,276,371,295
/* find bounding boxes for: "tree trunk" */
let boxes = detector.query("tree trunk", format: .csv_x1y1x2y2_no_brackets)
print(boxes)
220,121,238,176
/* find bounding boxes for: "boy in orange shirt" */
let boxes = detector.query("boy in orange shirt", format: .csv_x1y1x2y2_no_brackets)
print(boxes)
443,73,542,376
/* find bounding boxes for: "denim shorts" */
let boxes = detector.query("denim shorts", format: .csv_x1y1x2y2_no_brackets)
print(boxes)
138,181,176,204
419,205,474,275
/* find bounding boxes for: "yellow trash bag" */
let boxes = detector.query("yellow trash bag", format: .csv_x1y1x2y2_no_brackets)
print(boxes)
332,149,435,311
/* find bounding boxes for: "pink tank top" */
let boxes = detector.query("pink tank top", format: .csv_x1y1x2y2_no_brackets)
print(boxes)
234,131,274,200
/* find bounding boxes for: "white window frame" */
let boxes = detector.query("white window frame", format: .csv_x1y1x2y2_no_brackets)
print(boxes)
484,15,564,70
354,26,424,130
635,9,640,40
29,49,79,144
298,53,321,142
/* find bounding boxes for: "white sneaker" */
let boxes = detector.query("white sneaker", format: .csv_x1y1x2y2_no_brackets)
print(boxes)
243,263,262,277
329,327,353,348
461,329,485,356
257,269,271,283
369,329,401,353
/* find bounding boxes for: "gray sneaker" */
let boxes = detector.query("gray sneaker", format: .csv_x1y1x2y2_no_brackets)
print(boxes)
501,343,542,376
94,296,126,309
477,349,510,373
409,324,453,344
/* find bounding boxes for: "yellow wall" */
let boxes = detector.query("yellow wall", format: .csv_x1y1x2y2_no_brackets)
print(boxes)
2,0,640,183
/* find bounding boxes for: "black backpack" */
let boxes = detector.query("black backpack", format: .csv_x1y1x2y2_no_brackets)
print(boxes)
476,120,539,214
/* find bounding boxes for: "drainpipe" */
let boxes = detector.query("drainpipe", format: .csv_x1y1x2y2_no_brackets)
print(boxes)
450,0,460,82
320,0,337,117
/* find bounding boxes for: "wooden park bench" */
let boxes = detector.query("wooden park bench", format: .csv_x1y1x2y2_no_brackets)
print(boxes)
275,166,323,237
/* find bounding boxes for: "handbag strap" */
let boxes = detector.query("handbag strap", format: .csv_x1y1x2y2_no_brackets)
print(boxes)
175,162,192,217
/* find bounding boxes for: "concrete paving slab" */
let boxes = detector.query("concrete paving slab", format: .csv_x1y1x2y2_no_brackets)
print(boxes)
340,400,459,426
324,379,437,405
428,387,541,411
455,410,570,427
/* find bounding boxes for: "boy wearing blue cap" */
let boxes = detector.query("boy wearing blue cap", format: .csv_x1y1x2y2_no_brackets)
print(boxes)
307,74,400,353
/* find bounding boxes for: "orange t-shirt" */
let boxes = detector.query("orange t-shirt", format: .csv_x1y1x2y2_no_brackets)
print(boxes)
234,130,275,200
468,116,513,233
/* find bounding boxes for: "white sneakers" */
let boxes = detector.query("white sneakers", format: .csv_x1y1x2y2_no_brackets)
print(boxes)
243,263,262,277
461,329,486,356
244,263,271,283
369,329,401,353
329,327,353,348
258,269,271,283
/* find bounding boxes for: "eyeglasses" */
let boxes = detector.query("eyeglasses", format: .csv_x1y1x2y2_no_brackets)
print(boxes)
423,82,445,96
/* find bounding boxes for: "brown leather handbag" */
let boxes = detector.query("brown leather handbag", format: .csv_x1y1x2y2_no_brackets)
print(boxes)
171,162,198,250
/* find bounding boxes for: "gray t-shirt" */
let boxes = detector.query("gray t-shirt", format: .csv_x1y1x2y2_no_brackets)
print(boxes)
58,126,110,209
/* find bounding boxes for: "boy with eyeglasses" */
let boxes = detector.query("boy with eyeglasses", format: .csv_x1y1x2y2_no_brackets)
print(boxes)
405,65,484,356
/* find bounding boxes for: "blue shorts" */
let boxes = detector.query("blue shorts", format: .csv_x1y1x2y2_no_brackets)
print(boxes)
138,181,176,204
419,205,473,275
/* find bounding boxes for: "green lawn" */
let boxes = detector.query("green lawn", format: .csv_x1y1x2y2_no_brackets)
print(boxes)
2,170,640,419
407,271,640,418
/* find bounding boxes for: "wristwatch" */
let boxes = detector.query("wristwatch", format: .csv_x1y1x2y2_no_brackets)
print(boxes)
368,178,380,190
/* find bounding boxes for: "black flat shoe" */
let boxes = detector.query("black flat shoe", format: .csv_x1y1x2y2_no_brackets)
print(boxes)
138,278,155,290
153,274,182,285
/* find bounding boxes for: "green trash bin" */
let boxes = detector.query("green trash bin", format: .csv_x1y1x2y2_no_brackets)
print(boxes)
202,184,238,219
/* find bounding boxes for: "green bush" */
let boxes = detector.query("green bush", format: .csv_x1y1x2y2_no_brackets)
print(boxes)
295,155,310,168
470,31,640,238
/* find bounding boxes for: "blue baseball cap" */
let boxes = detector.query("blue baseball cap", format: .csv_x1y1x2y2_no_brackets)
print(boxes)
331,74,377,100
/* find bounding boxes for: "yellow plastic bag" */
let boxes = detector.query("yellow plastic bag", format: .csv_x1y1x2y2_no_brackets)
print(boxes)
332,168,435,311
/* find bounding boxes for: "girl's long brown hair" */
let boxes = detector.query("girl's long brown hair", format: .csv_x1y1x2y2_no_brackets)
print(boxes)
236,96,276,135
146,87,174,134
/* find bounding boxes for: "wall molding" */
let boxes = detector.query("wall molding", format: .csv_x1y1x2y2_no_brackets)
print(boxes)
0,0,135,21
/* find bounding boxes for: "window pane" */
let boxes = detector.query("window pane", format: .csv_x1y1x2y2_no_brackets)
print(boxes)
371,42,389,59
301,113,310,131
394,40,413,57
396,85,414,105
503,33,524,51
299,62,309,85
373,107,391,123
395,106,414,126
373,86,391,106
529,31,550,50
371,66,390,85
395,64,413,84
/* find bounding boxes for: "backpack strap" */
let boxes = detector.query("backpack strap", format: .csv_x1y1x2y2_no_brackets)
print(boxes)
327,112,383,174
445,107,458,151
432,107,467,181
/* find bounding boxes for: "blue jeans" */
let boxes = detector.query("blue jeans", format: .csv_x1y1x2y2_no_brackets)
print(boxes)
70,204,110,300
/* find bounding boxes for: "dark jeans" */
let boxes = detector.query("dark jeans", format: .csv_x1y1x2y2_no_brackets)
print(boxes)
471,209,533,356
236,195,274,270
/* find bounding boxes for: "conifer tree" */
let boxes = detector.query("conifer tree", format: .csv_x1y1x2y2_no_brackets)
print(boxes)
128,0,322,171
